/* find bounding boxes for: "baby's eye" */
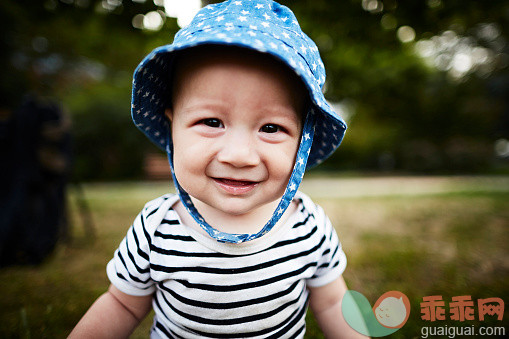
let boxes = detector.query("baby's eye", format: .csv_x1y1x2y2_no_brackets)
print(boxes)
200,118,223,128
260,124,282,133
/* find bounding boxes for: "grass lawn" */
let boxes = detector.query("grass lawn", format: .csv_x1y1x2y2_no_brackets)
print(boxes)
0,177,507,338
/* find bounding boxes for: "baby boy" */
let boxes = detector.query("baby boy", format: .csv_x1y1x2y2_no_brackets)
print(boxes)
71,1,366,338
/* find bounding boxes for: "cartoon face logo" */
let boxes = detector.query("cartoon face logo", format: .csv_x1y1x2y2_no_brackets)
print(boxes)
343,290,411,337
373,291,411,329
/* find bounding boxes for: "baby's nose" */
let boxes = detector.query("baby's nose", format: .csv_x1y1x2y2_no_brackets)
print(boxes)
216,130,260,167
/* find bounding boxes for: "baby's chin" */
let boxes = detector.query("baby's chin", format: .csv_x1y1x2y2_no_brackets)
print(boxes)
210,200,278,218
191,194,281,219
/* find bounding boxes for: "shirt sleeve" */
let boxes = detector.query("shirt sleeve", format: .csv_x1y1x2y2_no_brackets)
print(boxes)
106,201,161,296
306,204,347,287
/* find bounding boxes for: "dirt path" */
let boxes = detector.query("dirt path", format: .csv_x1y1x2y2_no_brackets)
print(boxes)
299,175,509,198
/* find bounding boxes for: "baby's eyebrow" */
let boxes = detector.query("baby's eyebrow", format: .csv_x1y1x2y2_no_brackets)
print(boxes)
178,101,227,115
260,105,301,120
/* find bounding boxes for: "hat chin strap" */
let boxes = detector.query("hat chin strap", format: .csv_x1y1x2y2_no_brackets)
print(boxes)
166,110,316,244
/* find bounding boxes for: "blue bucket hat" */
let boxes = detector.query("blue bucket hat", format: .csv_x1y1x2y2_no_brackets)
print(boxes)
131,0,347,243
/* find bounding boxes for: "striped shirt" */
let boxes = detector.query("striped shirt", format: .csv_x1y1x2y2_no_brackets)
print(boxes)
107,191,346,338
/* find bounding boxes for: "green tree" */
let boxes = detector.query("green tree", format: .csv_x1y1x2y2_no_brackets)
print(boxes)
280,0,509,172
2,0,508,178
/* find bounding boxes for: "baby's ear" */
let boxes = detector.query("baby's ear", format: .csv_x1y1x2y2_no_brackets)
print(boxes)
164,108,173,122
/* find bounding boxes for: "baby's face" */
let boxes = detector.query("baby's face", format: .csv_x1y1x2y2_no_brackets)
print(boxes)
166,47,305,219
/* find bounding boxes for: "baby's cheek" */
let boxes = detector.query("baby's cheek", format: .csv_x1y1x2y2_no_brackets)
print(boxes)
175,155,201,179
271,153,296,183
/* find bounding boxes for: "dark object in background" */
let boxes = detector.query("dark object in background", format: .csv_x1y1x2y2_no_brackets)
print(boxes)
0,95,72,266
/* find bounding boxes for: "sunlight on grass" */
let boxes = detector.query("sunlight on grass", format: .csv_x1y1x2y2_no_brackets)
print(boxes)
0,178,507,338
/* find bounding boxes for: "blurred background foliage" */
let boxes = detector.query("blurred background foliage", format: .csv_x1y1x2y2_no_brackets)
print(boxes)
1,0,508,181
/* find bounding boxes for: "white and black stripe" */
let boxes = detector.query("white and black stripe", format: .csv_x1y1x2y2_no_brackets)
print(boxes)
107,192,346,338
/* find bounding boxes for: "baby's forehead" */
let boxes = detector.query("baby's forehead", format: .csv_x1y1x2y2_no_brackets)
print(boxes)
175,45,297,79
171,45,308,111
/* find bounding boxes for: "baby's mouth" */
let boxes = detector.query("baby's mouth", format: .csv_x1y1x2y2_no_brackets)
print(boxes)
212,177,259,195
